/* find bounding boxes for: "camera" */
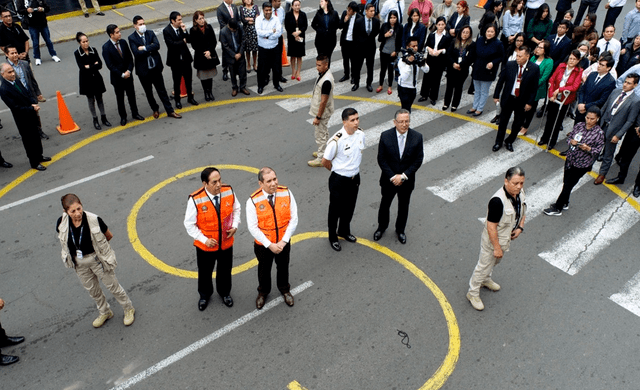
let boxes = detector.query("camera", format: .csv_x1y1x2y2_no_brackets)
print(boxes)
401,48,426,67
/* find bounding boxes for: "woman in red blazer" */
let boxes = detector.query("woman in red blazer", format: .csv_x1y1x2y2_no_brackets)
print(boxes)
538,49,584,150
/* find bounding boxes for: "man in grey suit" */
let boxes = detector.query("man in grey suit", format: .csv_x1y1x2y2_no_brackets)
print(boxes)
217,0,239,81
220,19,250,96
594,73,640,185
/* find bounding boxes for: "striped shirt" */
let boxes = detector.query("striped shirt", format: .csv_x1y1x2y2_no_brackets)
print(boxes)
565,122,605,169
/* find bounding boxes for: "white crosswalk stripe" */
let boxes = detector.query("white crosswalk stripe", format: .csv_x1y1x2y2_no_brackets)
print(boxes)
610,271,640,317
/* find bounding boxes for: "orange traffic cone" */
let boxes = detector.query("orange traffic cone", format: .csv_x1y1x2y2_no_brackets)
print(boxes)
281,43,289,67
179,77,188,98
56,91,80,135
475,0,487,8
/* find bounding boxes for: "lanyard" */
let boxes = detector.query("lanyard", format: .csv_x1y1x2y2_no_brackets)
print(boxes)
69,223,83,250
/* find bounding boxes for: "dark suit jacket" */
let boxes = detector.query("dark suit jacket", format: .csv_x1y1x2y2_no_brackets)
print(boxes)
402,22,427,52
378,22,403,53
601,88,640,139
10,60,41,99
339,11,362,45
162,24,193,67
354,15,380,52
219,26,244,66
128,30,165,77
217,2,239,29
0,77,39,132
189,24,220,70
546,34,572,69
493,60,540,106
425,32,452,68
102,38,135,86
577,72,616,109
377,127,424,185
446,13,470,35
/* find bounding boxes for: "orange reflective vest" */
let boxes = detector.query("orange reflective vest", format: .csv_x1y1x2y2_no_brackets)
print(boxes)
250,186,291,245
190,185,235,251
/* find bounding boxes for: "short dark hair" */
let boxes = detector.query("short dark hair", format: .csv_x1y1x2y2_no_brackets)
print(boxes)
586,106,601,118
133,15,144,25
316,54,329,64
365,3,375,10
341,107,358,121
505,166,525,180
106,24,118,37
4,45,17,53
228,18,239,29
406,35,419,46
75,32,87,43
348,1,359,11
262,2,272,10
603,24,615,31
558,20,571,29
600,56,615,69
517,46,531,56
258,167,275,182
201,167,220,183
626,72,640,85
61,194,82,211
394,109,410,120
170,11,181,22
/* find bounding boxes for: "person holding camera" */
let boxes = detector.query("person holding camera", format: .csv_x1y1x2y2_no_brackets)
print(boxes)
397,36,430,111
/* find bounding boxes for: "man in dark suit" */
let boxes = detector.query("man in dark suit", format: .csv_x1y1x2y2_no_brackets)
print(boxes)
0,63,49,171
220,19,250,96
492,46,540,152
352,3,380,91
338,2,362,83
217,0,239,81
128,16,181,120
163,11,198,109
373,109,424,244
595,73,640,184
547,21,573,70
102,24,145,126
574,56,616,124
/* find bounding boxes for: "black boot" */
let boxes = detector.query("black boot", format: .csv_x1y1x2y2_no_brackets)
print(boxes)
101,115,111,127
93,117,102,130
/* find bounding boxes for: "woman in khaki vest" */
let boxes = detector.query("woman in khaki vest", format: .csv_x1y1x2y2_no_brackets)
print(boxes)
56,194,135,328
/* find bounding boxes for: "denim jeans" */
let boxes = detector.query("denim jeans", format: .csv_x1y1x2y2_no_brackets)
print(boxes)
472,79,493,112
29,26,57,59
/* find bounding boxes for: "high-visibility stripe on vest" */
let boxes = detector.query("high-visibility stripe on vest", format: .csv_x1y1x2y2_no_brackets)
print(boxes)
250,186,291,245
190,185,235,251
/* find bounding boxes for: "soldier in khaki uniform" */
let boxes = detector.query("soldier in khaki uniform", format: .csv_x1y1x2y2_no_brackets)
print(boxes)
467,167,526,311
308,55,334,167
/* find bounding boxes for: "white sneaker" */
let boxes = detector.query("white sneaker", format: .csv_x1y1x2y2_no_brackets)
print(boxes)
35,59,41,66
92,309,114,328
482,279,501,291
307,157,323,167
466,292,484,311
52,56,61,63
123,308,135,326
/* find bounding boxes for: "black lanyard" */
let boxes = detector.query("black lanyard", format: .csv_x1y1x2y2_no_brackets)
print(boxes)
69,223,83,250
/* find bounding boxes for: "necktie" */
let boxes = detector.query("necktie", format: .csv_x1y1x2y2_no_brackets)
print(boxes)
554,37,559,46
115,41,122,57
605,41,610,53
399,134,406,158
367,18,371,35
14,81,24,94
141,34,146,45
594,75,601,85
397,0,402,24
412,64,417,87
515,65,523,97
232,32,238,51
612,91,626,113
268,194,274,207
213,195,220,213
229,4,234,18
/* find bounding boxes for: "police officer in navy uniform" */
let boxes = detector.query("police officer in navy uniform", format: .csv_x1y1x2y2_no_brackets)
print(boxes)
184,167,241,311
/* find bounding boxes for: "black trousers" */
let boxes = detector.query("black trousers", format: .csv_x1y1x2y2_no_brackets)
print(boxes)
138,72,174,114
615,128,640,180
444,70,469,108
255,242,291,296
196,246,233,300
495,95,528,144
170,60,193,102
257,46,282,88
328,172,360,242
541,102,570,148
522,100,539,129
379,52,395,87
377,179,415,234
420,62,445,101
398,85,417,112
18,123,44,168
353,48,376,85
603,7,624,35
0,320,6,354
554,164,590,209
341,40,356,78
113,78,139,120
229,57,248,90
575,0,602,28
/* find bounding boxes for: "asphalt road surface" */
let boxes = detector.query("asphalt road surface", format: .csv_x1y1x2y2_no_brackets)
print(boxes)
1,3,639,389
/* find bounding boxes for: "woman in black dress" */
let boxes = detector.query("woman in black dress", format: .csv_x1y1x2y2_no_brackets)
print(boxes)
190,11,220,101
311,0,340,62
419,16,452,105
285,0,308,80
443,25,475,111
240,0,259,73
74,32,111,130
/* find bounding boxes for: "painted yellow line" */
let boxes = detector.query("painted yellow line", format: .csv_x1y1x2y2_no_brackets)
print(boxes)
111,9,124,16
144,4,155,10
174,0,185,3
287,380,309,390
1,94,638,216
127,165,260,278
47,0,159,21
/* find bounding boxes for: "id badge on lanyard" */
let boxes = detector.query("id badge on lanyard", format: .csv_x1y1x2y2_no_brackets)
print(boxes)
70,224,84,259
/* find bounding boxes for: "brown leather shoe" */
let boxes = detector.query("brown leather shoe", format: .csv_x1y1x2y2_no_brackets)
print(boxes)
153,111,159,119
256,294,266,310
594,175,605,185
232,89,238,97
241,88,250,95
167,112,182,119
283,292,294,307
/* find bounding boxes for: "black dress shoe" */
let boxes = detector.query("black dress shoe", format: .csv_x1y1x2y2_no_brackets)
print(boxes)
606,176,625,185
373,230,383,241
93,117,101,130
537,140,547,146
0,336,24,347
1,161,13,168
175,100,182,109
567,112,576,120
366,85,373,92
351,84,359,91
257,87,264,94
222,72,229,81
222,296,234,307
418,96,428,102
101,115,112,127
39,130,49,140
350,77,355,84
330,241,341,251
32,164,46,171
633,185,640,198
490,115,499,124
40,156,51,162
339,234,357,243
597,154,604,162
0,354,19,366
187,97,199,106
198,299,208,311
536,105,545,118
339,74,349,82
280,77,288,83
275,85,283,92
96,11,105,15
120,118,127,126
430,99,436,105
504,142,514,152
132,114,145,121
492,143,501,152
559,149,568,156
397,233,407,244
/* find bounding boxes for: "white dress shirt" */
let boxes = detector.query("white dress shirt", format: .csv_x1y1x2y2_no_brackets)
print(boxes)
324,127,366,177
245,189,298,247
255,14,282,48
184,188,241,245
273,6,285,26
597,37,622,67
346,14,356,41
380,0,404,23
397,59,430,88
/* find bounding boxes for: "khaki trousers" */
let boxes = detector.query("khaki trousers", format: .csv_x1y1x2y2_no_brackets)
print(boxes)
314,117,329,158
78,0,101,13
468,243,508,297
75,253,132,315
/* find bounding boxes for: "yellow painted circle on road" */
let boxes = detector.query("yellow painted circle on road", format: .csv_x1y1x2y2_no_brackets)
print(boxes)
127,164,260,278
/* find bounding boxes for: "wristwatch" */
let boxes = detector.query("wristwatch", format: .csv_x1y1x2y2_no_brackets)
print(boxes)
316,115,322,120
516,226,524,232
